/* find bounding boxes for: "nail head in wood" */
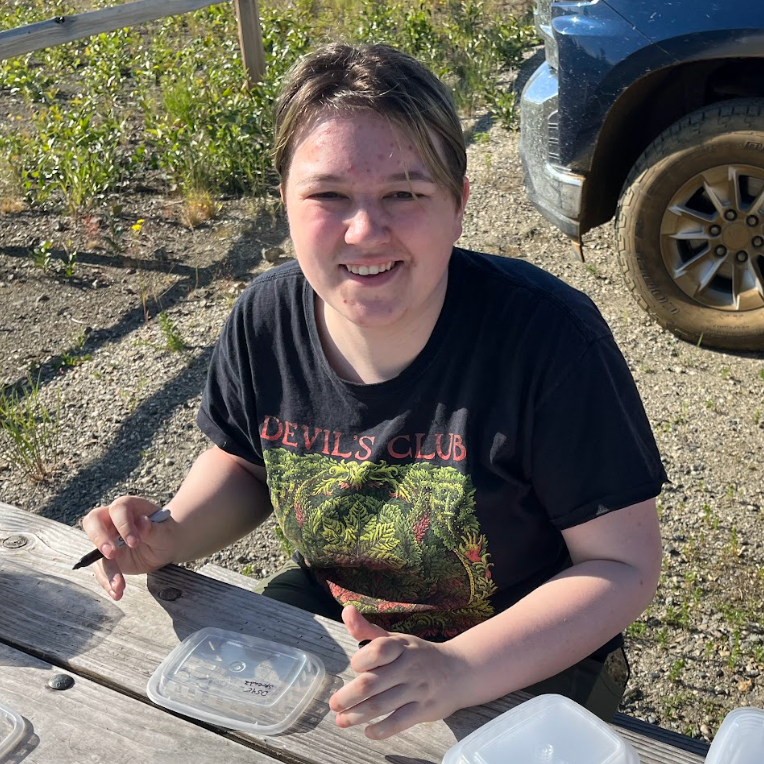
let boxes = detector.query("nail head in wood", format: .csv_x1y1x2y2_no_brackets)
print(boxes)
48,673,75,690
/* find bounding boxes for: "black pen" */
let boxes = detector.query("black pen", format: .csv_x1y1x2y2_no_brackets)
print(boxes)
72,507,172,570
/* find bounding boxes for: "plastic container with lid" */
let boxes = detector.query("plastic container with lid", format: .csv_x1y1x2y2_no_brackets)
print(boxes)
147,627,325,735
705,706,764,764
0,700,25,762
442,694,639,764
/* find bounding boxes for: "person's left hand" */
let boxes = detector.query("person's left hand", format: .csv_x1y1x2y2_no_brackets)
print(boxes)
329,605,467,739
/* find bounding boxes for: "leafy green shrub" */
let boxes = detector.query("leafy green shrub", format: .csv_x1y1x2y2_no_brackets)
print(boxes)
6,102,126,212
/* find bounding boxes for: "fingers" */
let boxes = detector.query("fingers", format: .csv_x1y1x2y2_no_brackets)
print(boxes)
364,702,423,740
335,682,411,730
342,604,389,644
92,558,126,601
330,665,397,715
107,496,159,550
350,635,402,673
81,505,119,559
331,637,464,738
80,495,160,597
81,496,159,558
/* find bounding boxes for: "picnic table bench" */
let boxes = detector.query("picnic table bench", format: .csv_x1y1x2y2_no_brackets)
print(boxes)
0,501,710,763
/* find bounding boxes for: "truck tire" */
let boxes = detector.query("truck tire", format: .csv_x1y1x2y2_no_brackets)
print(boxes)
615,99,764,351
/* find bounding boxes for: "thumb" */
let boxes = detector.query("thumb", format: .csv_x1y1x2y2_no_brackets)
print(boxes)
342,605,388,644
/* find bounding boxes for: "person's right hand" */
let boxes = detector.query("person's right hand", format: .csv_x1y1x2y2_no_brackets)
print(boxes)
81,495,176,600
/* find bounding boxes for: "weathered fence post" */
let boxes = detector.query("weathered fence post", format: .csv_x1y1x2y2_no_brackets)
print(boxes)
233,0,265,87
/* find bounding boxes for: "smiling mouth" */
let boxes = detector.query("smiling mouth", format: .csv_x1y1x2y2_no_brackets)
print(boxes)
344,261,396,276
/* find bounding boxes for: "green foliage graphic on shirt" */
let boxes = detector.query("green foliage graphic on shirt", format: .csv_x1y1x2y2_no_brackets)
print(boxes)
263,448,496,638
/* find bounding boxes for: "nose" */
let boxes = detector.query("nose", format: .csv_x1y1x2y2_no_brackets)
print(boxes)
344,202,389,246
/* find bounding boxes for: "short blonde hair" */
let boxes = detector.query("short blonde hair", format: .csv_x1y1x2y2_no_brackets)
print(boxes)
273,43,466,207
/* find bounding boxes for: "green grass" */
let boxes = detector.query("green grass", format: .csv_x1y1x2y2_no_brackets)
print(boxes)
0,374,61,482
0,0,537,213
158,312,188,352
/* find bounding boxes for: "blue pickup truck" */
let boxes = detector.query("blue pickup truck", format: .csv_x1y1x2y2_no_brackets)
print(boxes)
520,0,764,350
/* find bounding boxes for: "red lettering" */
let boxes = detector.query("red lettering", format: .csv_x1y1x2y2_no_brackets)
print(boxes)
388,435,412,459
321,429,330,455
414,433,435,460
435,433,452,460
452,434,467,461
355,435,374,461
260,415,283,441
331,431,353,458
282,421,298,448
302,425,323,451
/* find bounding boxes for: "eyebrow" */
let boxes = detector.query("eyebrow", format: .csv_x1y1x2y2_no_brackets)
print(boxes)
295,170,436,187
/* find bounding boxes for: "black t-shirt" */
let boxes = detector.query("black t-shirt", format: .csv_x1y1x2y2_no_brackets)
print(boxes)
198,248,667,648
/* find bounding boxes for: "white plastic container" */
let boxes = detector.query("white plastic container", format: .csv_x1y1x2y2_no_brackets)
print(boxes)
147,627,325,735
0,700,25,761
442,694,639,764
705,706,764,764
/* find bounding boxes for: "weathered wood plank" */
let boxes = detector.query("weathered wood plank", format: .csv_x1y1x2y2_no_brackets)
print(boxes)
233,0,265,85
0,0,222,62
199,560,261,589
0,503,705,764
614,713,710,758
0,640,282,764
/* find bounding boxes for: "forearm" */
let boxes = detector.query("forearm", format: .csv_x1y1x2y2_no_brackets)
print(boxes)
445,559,656,710
165,446,272,564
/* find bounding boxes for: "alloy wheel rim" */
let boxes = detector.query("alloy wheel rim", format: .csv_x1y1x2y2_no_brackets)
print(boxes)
660,163,764,311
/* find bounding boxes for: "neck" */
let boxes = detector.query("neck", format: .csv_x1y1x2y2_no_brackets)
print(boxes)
316,291,445,385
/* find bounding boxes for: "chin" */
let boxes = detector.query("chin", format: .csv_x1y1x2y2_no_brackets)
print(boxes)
343,307,403,328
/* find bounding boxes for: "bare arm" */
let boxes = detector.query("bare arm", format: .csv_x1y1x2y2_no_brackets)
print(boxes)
82,445,273,598
166,446,272,563
331,499,662,738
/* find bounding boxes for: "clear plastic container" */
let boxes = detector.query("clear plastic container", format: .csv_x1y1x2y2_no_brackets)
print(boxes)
147,627,325,735
0,700,25,761
442,694,639,764
705,706,764,764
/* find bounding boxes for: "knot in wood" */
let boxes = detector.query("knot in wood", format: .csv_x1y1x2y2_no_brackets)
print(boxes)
2,535,27,549
158,587,182,601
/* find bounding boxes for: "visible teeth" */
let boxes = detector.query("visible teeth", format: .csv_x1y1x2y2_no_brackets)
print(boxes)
346,261,395,275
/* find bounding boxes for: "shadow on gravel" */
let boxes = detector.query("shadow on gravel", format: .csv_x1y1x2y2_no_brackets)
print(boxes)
36,343,214,524
0,206,287,400
12,209,289,522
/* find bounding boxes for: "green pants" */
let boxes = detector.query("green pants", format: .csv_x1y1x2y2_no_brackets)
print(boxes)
252,559,629,721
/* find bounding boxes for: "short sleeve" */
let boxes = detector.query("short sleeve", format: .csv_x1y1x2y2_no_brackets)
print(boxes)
531,335,667,529
196,303,265,466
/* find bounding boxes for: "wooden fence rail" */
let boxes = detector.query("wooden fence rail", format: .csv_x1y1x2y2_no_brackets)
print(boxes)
0,0,265,85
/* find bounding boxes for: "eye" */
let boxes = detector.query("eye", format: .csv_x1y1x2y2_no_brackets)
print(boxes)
388,190,418,200
310,191,345,200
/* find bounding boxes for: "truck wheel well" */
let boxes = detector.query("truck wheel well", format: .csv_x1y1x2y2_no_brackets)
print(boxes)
580,58,764,236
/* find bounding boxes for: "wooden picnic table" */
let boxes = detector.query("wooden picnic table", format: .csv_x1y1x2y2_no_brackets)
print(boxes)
0,501,710,763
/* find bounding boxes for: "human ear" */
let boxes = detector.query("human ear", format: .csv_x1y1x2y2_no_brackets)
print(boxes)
460,176,471,212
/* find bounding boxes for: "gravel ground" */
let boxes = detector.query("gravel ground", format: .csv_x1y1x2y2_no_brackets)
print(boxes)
1,105,763,745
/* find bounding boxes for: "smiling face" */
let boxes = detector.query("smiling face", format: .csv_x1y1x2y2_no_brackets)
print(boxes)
281,110,469,338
